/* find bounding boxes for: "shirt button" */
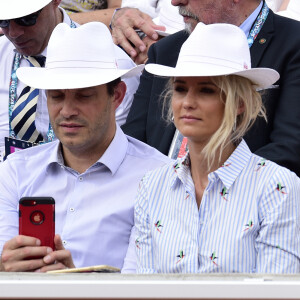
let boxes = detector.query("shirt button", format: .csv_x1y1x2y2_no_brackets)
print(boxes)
61,165,64,169
63,240,67,245
79,177,83,181
70,208,75,212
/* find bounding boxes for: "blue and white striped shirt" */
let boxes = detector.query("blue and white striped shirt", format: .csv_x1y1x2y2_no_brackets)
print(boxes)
135,140,300,273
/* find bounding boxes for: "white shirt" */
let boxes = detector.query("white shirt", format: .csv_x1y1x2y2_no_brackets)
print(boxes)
135,140,300,273
121,0,162,19
266,0,284,12
0,7,139,160
0,125,170,271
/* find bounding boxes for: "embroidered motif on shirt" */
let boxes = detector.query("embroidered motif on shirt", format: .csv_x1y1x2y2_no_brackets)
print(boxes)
276,183,288,194
210,252,218,266
176,250,185,264
220,187,229,201
174,162,180,172
276,245,288,253
185,192,190,200
135,238,141,249
221,163,231,168
255,158,267,171
154,220,163,233
243,220,254,231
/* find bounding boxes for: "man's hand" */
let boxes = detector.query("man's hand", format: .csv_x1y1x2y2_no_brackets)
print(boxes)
134,35,163,64
0,235,52,272
37,234,75,272
111,7,165,59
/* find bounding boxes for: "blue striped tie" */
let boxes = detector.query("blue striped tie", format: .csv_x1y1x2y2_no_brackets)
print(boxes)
11,56,45,143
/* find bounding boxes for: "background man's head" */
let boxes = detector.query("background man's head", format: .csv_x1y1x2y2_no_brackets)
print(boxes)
0,0,62,56
171,0,263,33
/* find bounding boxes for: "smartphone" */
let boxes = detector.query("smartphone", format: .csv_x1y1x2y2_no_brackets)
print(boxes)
19,197,55,250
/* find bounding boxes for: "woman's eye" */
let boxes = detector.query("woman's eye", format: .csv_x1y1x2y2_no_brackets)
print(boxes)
174,86,186,93
200,87,215,94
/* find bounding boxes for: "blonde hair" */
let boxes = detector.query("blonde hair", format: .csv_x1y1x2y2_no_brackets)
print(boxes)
163,75,267,170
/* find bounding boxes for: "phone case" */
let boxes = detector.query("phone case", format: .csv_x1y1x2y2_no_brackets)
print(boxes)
19,197,55,250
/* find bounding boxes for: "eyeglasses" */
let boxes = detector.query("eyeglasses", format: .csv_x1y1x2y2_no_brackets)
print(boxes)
0,9,42,28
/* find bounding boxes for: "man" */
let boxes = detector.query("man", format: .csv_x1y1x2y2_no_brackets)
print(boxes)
119,0,300,176
0,22,169,272
0,0,139,162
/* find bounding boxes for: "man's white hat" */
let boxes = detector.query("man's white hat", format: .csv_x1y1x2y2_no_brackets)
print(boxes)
277,0,300,21
0,0,52,20
17,22,144,90
146,23,279,89
153,3,185,36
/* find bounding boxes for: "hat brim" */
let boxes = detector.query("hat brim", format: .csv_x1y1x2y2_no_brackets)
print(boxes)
16,65,144,90
145,64,279,89
0,0,52,19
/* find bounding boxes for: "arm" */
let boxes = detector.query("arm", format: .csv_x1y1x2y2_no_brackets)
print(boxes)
69,0,121,26
111,7,165,58
0,234,75,272
278,0,290,11
134,176,157,273
256,169,300,273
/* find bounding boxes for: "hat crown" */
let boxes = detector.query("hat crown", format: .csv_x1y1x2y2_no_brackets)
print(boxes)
46,23,117,70
177,23,251,74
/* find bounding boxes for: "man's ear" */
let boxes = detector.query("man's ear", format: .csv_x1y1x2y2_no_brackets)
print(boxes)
113,81,127,110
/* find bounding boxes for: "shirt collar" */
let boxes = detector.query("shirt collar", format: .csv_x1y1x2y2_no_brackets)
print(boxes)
98,124,128,175
170,139,252,190
45,124,128,175
214,139,252,189
240,1,263,37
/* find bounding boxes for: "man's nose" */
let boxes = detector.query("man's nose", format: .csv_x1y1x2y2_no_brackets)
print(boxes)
6,21,24,39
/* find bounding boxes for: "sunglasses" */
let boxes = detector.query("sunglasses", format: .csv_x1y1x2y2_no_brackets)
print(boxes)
0,9,42,28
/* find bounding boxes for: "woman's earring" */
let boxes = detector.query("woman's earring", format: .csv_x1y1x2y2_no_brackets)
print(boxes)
233,119,237,132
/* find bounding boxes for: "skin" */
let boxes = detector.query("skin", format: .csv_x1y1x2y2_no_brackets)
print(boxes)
0,81,126,272
112,0,261,62
47,83,125,174
1,0,63,56
111,7,165,59
172,76,240,207
69,0,121,27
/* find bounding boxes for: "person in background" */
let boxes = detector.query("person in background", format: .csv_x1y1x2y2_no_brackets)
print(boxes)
111,0,184,62
277,0,300,20
61,0,121,27
0,22,169,273
134,22,300,274
121,0,300,177
0,0,138,163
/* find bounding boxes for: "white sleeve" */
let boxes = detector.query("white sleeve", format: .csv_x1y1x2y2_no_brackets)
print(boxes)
121,0,160,18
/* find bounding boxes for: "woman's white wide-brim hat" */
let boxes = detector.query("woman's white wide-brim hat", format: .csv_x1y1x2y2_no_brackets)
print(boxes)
153,2,185,36
17,22,144,90
146,23,279,89
0,0,52,19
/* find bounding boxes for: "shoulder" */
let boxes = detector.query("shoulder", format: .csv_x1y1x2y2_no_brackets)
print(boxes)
4,141,58,166
249,153,300,195
125,135,171,165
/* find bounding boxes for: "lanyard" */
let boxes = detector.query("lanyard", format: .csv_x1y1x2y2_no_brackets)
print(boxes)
8,19,76,143
247,1,269,48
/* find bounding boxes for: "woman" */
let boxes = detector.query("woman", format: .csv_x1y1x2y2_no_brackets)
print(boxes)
134,23,300,273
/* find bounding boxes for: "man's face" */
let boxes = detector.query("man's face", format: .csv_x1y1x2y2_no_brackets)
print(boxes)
1,2,59,56
172,0,237,32
47,83,123,157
